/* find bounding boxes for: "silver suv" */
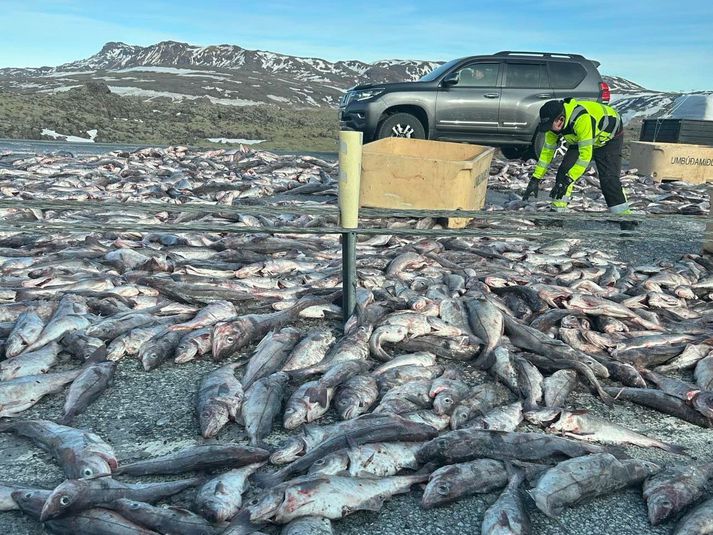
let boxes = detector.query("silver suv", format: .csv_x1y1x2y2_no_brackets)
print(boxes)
339,51,609,158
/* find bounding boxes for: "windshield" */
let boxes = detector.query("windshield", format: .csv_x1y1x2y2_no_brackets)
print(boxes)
418,58,462,82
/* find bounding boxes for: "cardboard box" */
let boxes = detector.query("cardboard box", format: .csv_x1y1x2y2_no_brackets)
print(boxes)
359,138,495,228
630,141,713,184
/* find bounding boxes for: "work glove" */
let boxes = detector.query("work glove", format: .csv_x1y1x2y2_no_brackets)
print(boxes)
522,177,540,201
550,174,574,200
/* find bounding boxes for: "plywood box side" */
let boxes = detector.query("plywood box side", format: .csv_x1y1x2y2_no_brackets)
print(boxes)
629,141,713,184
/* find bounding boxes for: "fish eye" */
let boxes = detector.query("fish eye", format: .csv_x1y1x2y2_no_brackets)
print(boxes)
130,502,140,509
24,492,32,499
82,468,93,477
227,336,235,343
436,483,450,495
59,495,71,506
315,459,325,465
443,397,453,405
249,498,259,505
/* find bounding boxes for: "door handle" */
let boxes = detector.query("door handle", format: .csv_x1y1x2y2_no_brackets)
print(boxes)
536,93,552,98
484,93,499,98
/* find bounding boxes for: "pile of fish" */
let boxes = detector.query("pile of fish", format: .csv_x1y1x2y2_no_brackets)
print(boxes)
0,146,709,221
0,146,712,535
488,157,710,216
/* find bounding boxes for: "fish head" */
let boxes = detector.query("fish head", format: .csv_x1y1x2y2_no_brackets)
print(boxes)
174,341,198,364
74,454,115,479
40,480,85,520
450,405,471,430
524,408,562,427
647,492,677,526
308,451,349,475
282,405,307,430
433,393,456,416
212,320,251,360
199,404,230,438
421,474,454,509
11,489,51,520
692,392,713,419
197,496,233,524
336,394,365,420
269,437,305,465
241,487,283,522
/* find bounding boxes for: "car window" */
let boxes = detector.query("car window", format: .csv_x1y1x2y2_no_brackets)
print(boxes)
548,62,587,89
505,63,548,88
454,63,500,87
419,58,461,82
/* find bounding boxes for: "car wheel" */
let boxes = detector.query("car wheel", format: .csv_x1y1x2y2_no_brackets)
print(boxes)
528,132,546,160
377,113,426,140
500,146,526,160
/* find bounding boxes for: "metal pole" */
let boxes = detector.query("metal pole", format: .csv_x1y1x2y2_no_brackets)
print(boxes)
338,130,363,329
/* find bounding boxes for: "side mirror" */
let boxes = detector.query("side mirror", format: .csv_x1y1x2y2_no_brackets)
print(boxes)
441,73,459,87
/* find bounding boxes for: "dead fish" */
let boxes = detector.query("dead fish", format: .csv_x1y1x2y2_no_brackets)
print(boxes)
0,419,116,479
139,329,184,371
0,341,60,380
416,429,608,466
643,462,713,526
481,466,530,535
196,362,244,438
282,327,335,372
548,409,686,454
422,459,508,508
673,495,713,534
243,371,290,446
513,355,543,411
115,444,270,476
284,380,333,430
106,498,217,535
60,331,107,362
40,476,201,520
60,360,116,424
0,369,81,417
529,453,659,517
694,354,713,391
543,370,578,408
195,462,265,523
175,327,213,364
334,374,379,419
212,295,332,360
603,387,713,428
464,296,503,368
5,310,44,357
169,300,237,331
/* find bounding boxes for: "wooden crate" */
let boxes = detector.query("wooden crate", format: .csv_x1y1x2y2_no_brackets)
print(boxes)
359,138,494,228
630,141,713,184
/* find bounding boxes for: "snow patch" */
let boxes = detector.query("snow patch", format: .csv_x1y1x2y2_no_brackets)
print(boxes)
207,137,265,145
41,128,97,143
267,95,290,103
107,86,260,106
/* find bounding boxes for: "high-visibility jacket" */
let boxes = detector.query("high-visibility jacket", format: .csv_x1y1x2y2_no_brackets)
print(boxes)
532,98,622,181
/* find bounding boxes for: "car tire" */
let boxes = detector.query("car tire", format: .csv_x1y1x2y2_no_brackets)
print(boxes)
500,146,527,160
528,132,546,160
377,113,426,140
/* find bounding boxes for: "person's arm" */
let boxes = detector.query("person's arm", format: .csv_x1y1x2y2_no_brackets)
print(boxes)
532,131,560,179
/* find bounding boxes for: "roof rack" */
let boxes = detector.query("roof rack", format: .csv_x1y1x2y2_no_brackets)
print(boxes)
494,51,586,60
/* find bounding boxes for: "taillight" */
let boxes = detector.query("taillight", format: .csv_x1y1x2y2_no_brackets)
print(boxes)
600,81,611,103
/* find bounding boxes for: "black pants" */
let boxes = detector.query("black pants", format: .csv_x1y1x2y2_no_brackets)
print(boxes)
557,133,626,209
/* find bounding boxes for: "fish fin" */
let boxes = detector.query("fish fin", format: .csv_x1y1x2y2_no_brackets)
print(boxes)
498,510,513,528
224,509,266,535
414,461,440,476
664,443,688,456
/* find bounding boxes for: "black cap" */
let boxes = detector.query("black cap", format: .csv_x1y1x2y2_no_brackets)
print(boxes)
537,100,565,132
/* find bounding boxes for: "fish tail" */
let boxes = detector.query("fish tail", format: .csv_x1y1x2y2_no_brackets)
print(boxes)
663,442,688,455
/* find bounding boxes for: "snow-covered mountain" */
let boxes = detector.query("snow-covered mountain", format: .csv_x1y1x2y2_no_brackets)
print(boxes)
0,41,709,121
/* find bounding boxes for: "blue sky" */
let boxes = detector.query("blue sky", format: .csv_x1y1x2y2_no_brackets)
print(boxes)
1,0,711,91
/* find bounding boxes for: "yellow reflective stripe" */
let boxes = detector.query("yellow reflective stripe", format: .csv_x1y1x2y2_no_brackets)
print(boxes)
609,202,631,214
543,142,557,150
575,158,590,168
578,139,594,147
